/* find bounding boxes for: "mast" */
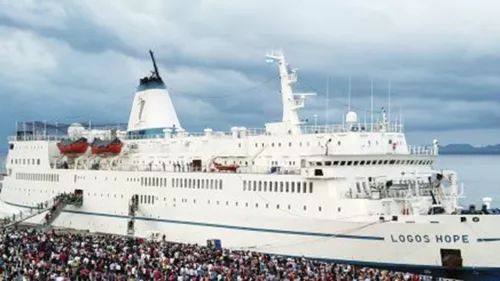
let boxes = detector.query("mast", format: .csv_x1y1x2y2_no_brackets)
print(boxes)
149,50,161,79
265,50,315,135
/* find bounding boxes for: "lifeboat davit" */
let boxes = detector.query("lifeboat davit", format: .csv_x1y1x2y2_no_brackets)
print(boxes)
57,138,89,154
213,161,239,172
91,138,123,155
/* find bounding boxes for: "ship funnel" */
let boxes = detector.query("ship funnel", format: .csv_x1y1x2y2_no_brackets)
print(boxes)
127,50,181,138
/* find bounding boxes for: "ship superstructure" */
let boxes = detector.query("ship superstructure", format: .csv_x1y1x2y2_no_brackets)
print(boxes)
1,50,499,280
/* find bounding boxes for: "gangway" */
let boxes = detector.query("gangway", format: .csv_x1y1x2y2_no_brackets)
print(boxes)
1,192,83,231
1,205,52,230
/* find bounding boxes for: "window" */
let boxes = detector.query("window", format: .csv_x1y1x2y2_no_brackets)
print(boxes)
309,182,313,193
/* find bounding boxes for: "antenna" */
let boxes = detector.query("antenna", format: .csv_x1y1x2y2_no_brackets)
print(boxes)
364,109,367,129
149,50,161,79
348,73,352,111
325,76,329,126
370,78,374,132
399,107,403,132
388,79,391,126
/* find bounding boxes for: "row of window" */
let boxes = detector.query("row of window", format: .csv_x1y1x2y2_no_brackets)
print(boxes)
15,172,59,182
310,159,433,167
136,176,224,190
10,158,41,166
9,144,44,150
138,194,155,204
172,178,223,190
243,180,314,194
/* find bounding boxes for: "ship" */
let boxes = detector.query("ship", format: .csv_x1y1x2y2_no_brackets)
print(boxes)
1,49,499,280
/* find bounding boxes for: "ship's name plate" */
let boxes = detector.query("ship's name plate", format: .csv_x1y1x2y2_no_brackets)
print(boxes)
390,234,470,244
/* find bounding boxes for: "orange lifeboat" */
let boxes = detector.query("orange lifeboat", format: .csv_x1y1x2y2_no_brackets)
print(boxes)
91,138,123,155
57,138,89,154
213,161,239,172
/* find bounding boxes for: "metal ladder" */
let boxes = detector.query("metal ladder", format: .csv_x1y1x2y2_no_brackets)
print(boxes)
127,194,139,236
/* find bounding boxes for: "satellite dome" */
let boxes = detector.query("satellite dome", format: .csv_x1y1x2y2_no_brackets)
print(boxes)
345,111,358,124
68,123,85,140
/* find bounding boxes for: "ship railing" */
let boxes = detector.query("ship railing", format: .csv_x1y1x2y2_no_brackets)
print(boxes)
407,145,436,155
8,135,67,142
300,123,403,134
118,163,301,175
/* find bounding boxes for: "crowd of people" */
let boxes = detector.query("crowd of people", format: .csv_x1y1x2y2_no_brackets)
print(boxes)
0,228,438,281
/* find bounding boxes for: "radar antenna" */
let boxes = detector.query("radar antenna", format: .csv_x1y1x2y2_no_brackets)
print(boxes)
149,50,161,79
139,50,164,87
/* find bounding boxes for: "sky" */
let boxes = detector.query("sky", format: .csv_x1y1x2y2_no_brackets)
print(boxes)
0,0,499,151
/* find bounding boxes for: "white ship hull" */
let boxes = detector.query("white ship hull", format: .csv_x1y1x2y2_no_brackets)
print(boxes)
1,167,499,280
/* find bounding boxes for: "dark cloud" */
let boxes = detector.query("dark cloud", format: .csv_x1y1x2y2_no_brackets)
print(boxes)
1,0,500,147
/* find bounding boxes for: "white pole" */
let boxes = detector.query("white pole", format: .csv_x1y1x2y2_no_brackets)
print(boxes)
44,120,47,138
348,73,352,111
370,78,374,132
388,79,391,130
325,76,329,126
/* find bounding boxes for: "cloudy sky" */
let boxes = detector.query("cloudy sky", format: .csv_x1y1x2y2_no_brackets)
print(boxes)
0,0,499,149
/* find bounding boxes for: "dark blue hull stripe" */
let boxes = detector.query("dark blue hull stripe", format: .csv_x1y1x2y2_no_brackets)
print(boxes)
3,201,383,241
4,201,500,279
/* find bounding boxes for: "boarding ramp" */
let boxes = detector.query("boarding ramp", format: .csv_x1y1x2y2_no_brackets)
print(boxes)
0,192,83,231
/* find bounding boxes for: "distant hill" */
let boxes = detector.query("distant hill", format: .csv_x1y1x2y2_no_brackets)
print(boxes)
439,144,500,155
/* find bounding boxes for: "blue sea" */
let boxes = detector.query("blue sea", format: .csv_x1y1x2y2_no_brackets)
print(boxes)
0,153,498,206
